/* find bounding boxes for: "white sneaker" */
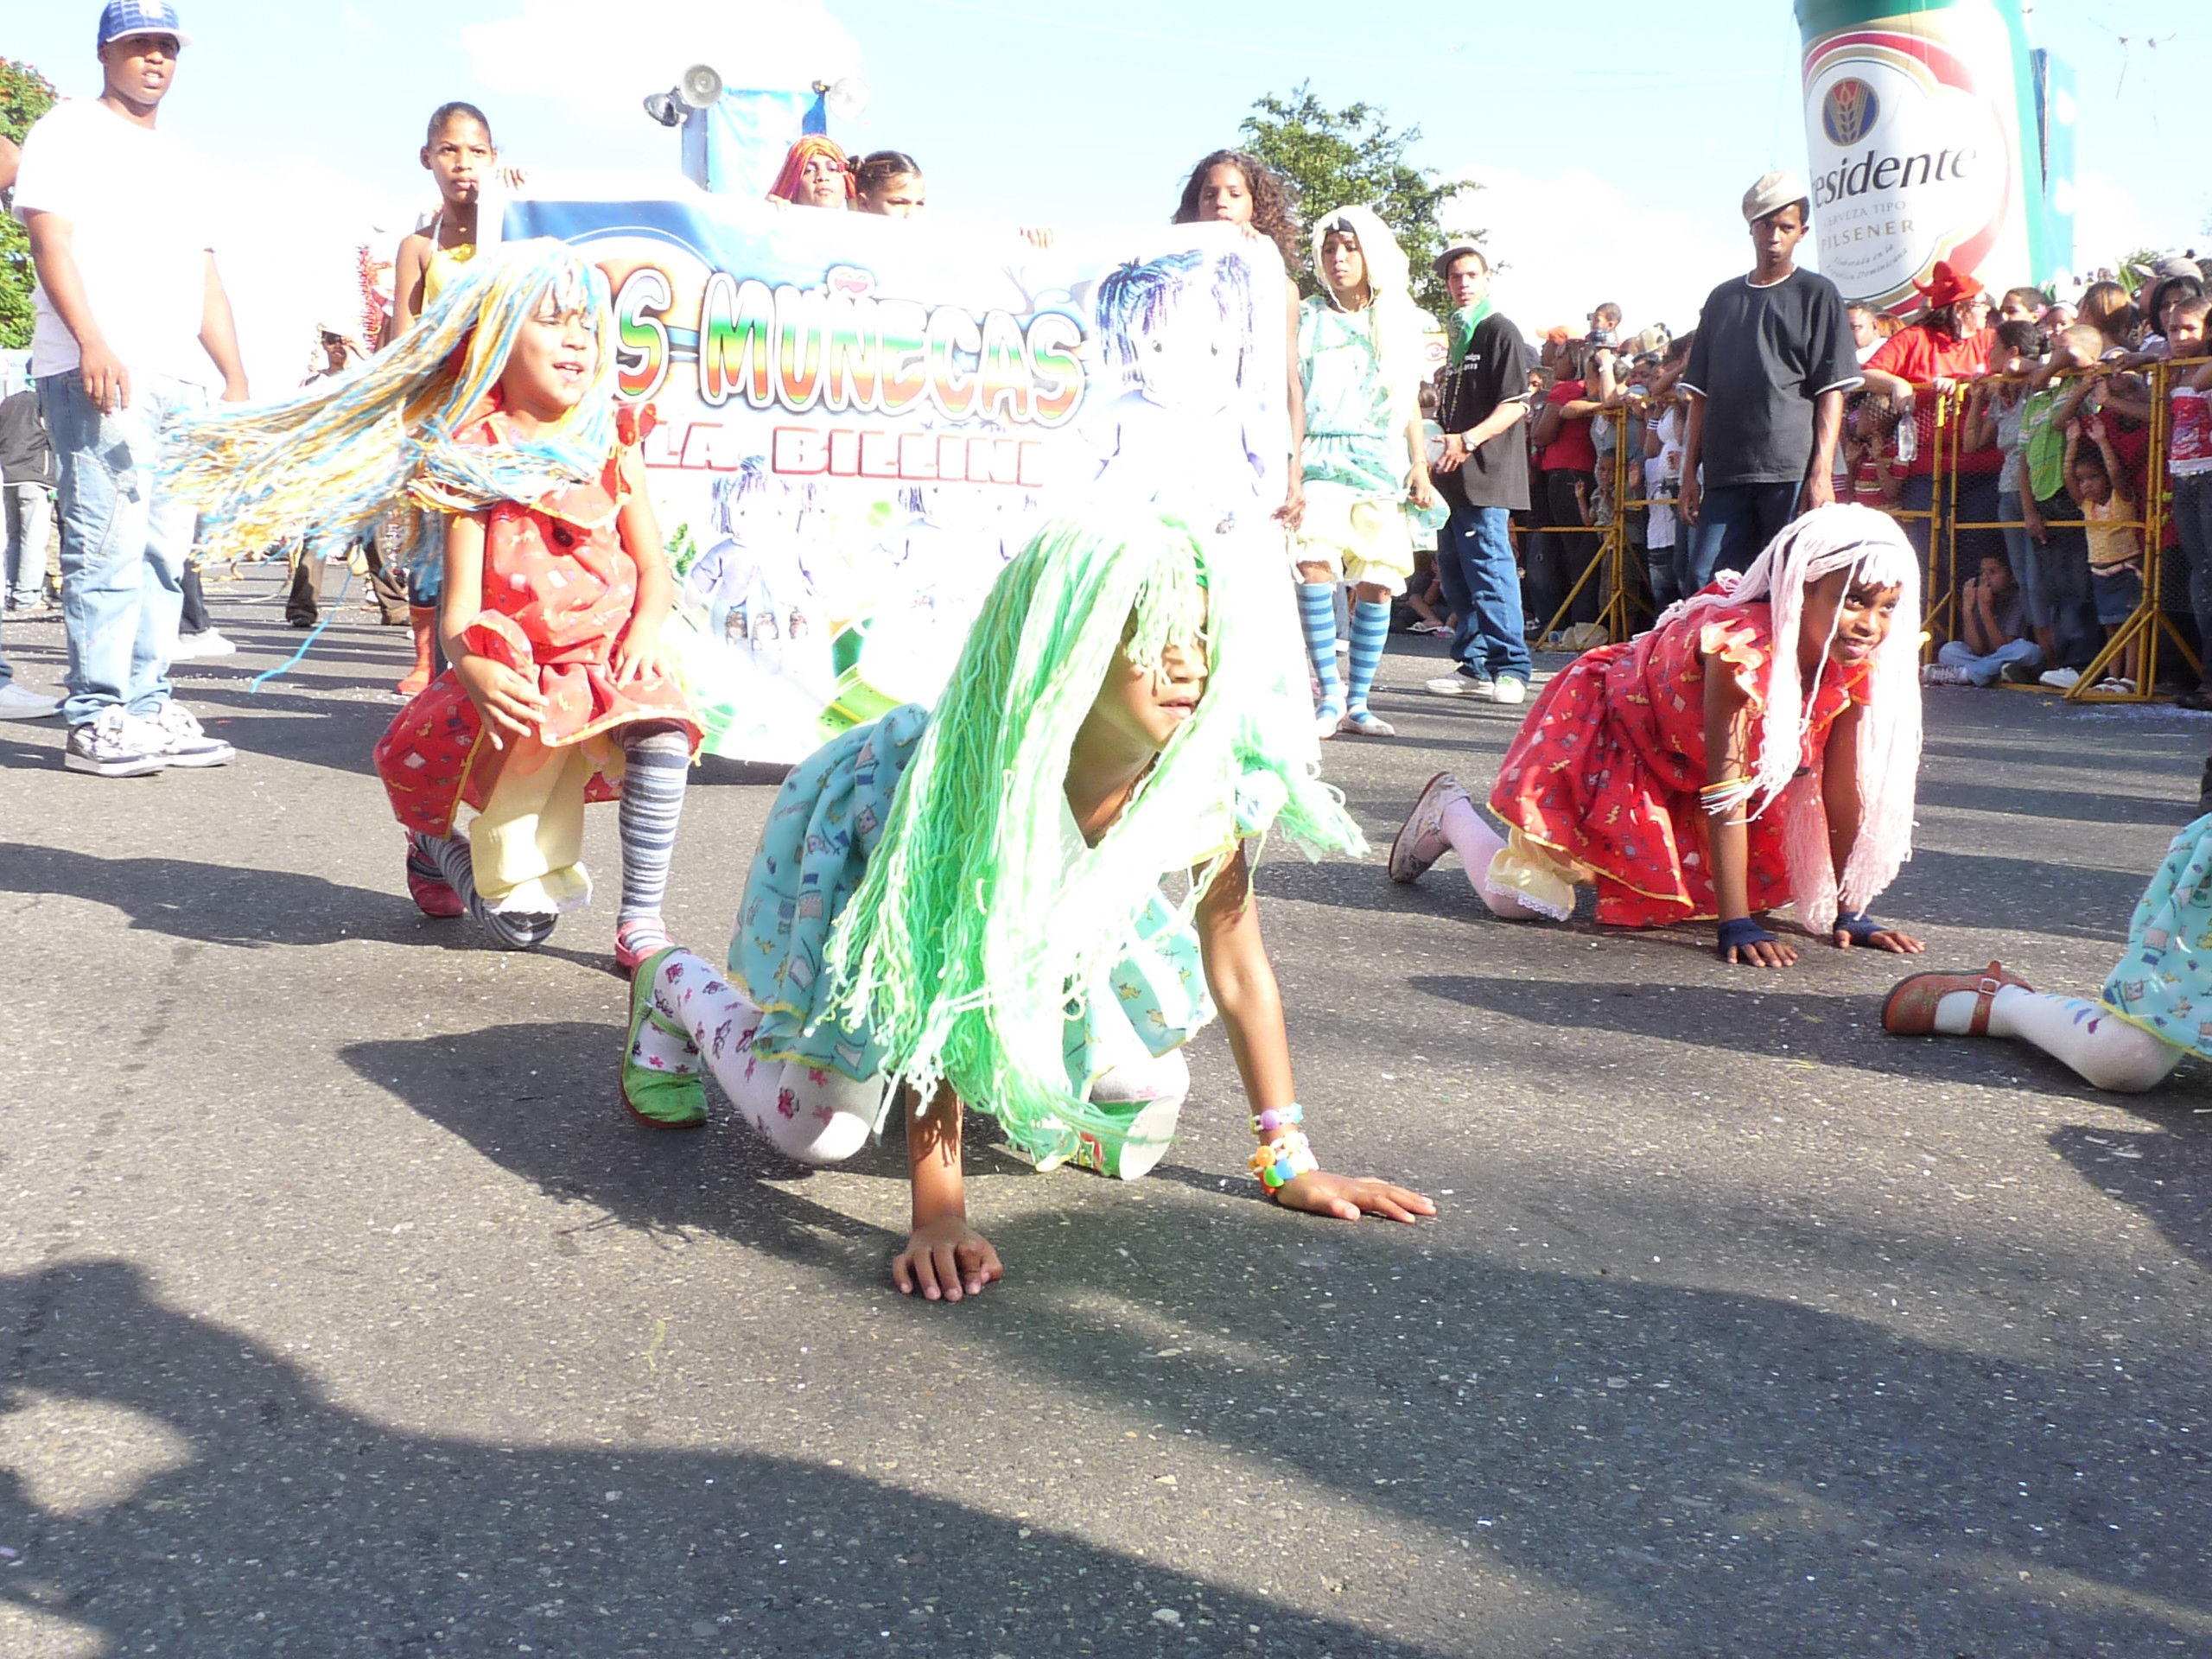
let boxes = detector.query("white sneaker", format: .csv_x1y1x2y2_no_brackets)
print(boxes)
2038,667,2082,690
63,706,166,776
1478,677,1528,705
1426,671,1490,697
1920,664,1968,686
144,701,235,768
0,681,60,721
169,629,237,661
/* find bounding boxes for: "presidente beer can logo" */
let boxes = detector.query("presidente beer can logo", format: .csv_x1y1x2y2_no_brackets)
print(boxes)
1821,77,1878,145
1800,7,2024,312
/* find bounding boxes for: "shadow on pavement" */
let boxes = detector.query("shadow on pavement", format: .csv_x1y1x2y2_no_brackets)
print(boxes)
0,845,607,973
329,1022,2212,1656
0,1259,1455,1659
2049,1116,2212,1276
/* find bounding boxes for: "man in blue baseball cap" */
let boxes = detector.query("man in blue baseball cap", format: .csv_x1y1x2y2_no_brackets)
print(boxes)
12,0,249,776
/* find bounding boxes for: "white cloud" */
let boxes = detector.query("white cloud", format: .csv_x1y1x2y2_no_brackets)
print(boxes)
461,0,863,126
1439,164,1755,345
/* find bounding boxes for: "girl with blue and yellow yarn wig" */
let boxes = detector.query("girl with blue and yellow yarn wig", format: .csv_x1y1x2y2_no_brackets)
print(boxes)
166,241,699,972
625,511,1435,1301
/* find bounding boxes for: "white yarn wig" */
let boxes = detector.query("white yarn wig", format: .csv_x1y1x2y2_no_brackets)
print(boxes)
1308,203,1426,419
1665,503,1923,933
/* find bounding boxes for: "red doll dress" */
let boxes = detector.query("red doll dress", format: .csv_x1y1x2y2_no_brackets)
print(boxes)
373,402,699,841
1486,600,1869,927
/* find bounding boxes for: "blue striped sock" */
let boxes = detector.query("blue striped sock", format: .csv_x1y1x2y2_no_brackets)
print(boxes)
617,727,691,953
1346,599,1390,714
1298,584,1343,711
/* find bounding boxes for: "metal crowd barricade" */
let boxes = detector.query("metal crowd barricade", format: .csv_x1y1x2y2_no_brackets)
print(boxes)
1535,406,1643,646
1936,355,2200,704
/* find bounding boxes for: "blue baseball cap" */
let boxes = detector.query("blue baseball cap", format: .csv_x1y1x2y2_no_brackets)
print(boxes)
97,1,192,51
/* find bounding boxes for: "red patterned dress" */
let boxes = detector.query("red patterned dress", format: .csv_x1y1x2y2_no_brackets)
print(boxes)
1487,601,1869,927
372,402,699,838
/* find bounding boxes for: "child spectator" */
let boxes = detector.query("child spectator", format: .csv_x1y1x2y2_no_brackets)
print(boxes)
1644,383,1686,609
2166,297,2212,709
1844,391,1907,511
2019,323,2104,679
2065,411,2143,692
1924,551,2040,685
1964,320,2050,664
2077,281,2139,359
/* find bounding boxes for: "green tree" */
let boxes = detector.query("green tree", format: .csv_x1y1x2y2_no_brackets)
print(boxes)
1237,81,1473,321
1,59,59,351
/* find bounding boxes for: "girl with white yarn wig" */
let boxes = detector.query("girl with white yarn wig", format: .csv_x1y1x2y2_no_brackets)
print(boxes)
1287,204,1445,739
1388,504,1929,967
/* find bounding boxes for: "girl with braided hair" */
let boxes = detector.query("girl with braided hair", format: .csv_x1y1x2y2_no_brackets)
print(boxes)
622,512,1433,1301
166,241,700,971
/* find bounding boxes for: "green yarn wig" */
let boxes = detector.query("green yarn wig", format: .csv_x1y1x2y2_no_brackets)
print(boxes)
162,239,620,563
820,511,1362,1158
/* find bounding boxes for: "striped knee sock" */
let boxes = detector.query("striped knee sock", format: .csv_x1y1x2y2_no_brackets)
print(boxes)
1345,599,1390,713
615,727,690,957
416,830,559,951
1298,583,1343,712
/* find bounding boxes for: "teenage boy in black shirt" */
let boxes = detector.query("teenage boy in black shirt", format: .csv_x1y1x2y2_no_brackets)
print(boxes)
1425,243,1536,705
1678,169,1860,588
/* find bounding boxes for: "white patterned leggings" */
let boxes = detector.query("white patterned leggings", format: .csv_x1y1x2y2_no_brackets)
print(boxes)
642,949,883,1163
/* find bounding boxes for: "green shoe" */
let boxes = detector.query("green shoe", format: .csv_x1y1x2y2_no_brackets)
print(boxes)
620,947,708,1129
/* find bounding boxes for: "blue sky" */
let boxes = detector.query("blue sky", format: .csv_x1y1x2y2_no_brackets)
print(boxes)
11,0,2204,375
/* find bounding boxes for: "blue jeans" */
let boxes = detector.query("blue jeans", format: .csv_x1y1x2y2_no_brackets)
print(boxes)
38,371,205,726
1937,637,2041,686
2171,473,2212,688
1435,502,1531,683
1998,490,2044,630
1681,480,1798,594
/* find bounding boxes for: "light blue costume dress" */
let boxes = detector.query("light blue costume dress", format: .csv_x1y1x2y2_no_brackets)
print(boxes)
2098,813,2212,1056
727,704,1233,1165
1293,296,1446,592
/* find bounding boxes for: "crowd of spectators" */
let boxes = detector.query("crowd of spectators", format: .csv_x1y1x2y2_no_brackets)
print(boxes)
1405,173,2212,709
10,3,2212,760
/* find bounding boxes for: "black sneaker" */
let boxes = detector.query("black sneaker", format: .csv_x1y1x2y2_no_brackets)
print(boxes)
63,708,167,777
2176,688,2212,712
1998,659,2044,685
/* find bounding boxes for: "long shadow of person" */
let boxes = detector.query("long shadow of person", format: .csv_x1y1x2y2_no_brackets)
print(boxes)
336,1024,2212,1656
0,1258,1466,1659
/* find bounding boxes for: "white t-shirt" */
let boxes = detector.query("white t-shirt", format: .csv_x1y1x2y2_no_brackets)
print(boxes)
12,99,217,385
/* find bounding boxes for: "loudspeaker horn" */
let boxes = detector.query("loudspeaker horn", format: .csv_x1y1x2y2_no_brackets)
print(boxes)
677,63,723,110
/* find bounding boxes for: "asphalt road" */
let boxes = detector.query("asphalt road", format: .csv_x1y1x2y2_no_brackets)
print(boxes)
3,577,2210,1658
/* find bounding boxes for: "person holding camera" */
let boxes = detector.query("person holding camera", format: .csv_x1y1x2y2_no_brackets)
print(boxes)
1677,171,1860,589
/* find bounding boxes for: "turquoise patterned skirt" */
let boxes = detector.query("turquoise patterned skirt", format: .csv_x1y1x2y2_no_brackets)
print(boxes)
2100,812,2212,1056
727,705,1215,1136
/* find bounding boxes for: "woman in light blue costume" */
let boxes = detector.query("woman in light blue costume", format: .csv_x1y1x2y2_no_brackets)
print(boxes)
621,512,1433,1300
1884,816,2212,1090
1289,203,1445,740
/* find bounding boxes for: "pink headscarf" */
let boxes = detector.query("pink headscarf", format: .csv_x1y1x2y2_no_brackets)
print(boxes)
1662,503,1923,932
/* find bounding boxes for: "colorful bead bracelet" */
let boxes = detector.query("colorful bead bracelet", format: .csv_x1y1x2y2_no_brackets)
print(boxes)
1249,1129,1319,1192
1249,1103,1303,1137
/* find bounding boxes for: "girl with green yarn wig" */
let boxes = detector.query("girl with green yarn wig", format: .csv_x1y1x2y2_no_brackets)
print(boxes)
624,510,1434,1301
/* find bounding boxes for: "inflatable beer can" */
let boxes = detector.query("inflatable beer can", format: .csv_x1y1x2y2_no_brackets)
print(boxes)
1796,0,2043,312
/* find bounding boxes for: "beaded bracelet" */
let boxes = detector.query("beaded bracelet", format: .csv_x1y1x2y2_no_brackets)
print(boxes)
1249,1103,1304,1137
1249,1129,1319,1192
